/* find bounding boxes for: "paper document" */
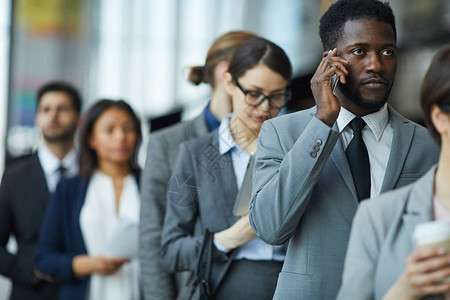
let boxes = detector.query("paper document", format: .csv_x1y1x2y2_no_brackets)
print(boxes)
102,218,138,259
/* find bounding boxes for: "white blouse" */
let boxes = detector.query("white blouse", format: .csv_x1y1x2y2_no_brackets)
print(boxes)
80,170,140,300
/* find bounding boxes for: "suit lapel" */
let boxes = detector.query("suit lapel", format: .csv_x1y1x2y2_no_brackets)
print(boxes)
32,154,50,200
402,167,435,241
381,106,415,193
201,132,239,226
27,154,51,223
190,112,209,138
216,151,240,225
329,123,359,203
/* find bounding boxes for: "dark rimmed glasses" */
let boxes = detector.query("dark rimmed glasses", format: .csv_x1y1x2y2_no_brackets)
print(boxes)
234,78,290,110
439,103,450,112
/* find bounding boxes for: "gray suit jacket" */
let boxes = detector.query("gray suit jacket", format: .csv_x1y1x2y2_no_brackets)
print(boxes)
249,105,440,300
337,166,443,300
159,130,238,288
139,113,208,300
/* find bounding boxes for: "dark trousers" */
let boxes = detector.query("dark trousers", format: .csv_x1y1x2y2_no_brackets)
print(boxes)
214,259,283,300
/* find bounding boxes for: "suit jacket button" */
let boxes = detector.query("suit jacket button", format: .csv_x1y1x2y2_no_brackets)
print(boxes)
316,139,322,146
310,151,317,158
313,145,320,152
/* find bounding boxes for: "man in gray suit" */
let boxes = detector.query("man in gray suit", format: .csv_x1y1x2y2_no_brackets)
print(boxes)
249,1,440,299
139,31,257,299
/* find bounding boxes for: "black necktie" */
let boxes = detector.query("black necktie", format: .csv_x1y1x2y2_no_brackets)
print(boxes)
57,164,68,178
346,118,371,201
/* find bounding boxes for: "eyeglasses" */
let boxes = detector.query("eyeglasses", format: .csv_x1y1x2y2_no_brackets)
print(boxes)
439,103,450,112
234,78,290,110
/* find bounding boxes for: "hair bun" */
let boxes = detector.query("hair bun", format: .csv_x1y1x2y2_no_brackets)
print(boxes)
187,66,204,85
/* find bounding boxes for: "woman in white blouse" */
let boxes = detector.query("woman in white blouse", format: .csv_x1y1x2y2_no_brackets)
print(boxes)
36,99,141,300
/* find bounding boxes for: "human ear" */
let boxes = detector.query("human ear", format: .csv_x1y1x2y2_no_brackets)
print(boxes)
224,72,234,97
430,104,450,135
216,61,230,80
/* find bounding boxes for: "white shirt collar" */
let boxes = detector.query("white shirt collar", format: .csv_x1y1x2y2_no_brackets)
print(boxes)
37,143,78,175
218,114,238,155
336,103,389,142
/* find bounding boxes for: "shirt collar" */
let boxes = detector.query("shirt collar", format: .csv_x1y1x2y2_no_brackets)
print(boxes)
204,102,221,132
218,114,238,155
38,143,77,174
336,103,389,142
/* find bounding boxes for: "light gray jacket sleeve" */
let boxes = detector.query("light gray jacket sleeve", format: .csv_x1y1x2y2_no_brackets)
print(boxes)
139,134,176,300
249,116,340,245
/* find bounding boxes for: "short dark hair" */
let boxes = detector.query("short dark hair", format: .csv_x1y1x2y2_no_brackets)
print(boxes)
227,37,292,83
37,81,82,113
421,45,450,145
319,0,396,51
79,99,142,177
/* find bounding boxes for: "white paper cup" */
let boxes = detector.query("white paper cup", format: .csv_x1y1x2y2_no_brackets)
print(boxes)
414,221,450,282
414,221,450,249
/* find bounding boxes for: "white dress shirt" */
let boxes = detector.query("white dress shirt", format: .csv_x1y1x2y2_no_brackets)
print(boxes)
336,104,393,197
37,144,78,193
214,114,285,261
80,170,140,300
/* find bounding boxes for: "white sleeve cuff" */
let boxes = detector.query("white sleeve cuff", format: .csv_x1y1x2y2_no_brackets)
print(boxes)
213,239,231,253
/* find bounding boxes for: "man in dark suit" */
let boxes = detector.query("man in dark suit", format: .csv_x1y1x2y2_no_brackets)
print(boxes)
0,82,81,300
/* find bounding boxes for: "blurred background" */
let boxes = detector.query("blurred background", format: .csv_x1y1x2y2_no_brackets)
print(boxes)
0,0,449,297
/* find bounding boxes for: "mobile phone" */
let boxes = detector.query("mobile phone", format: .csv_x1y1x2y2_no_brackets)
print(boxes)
330,74,338,95
328,50,339,95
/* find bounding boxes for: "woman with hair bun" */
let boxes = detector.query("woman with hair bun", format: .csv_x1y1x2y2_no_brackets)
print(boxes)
186,31,260,130
140,31,258,300
160,37,293,299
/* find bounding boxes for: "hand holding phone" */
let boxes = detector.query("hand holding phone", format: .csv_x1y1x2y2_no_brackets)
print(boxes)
310,48,349,127
328,50,339,95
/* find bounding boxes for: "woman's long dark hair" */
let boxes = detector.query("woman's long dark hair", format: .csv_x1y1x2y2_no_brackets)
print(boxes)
79,99,142,177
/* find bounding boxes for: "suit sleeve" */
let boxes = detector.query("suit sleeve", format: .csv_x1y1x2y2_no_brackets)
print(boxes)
0,171,30,284
337,201,380,300
159,142,205,272
249,117,340,245
35,182,78,283
139,133,177,300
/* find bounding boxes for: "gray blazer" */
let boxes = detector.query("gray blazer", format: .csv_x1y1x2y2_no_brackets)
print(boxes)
159,130,238,288
337,166,443,300
249,105,440,300
139,113,208,300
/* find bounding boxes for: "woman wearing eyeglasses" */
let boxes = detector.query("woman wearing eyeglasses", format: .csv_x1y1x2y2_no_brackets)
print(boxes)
160,37,292,299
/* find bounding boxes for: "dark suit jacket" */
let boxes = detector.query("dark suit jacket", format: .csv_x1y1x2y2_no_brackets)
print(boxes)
35,172,140,300
35,175,89,300
0,153,59,300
